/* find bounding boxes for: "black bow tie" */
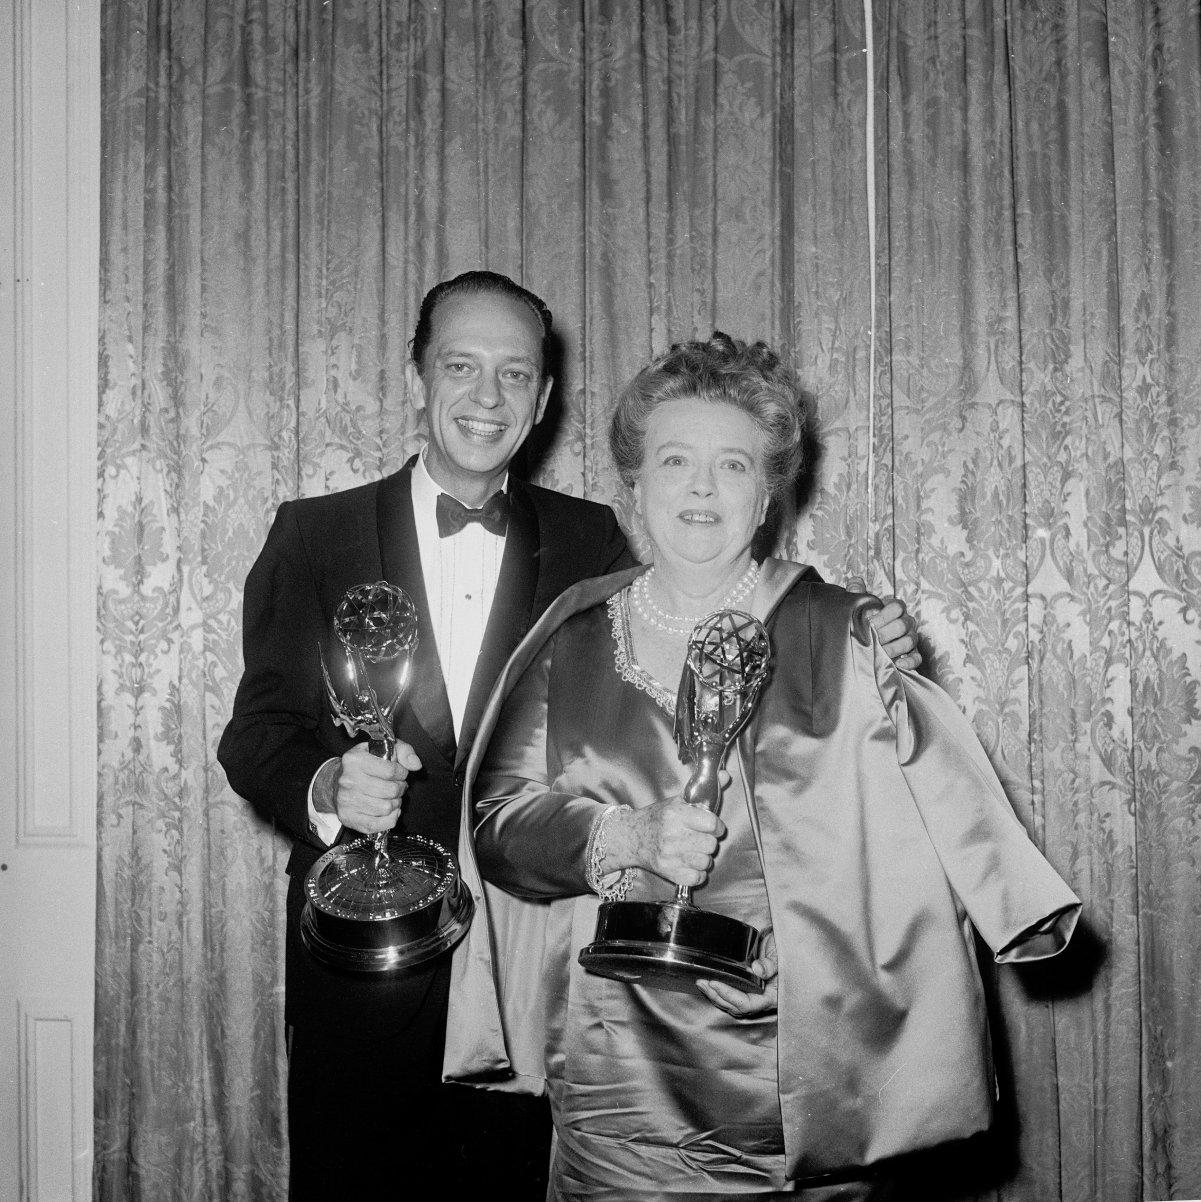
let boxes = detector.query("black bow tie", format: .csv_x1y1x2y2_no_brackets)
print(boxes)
435,490,509,538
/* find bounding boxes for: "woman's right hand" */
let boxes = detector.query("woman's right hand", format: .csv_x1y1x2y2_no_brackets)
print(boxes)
603,798,726,889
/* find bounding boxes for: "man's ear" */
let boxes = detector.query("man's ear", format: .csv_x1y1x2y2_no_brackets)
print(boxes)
404,359,427,411
534,376,554,424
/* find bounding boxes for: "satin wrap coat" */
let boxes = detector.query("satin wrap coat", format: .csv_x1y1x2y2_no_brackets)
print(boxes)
445,560,1080,1181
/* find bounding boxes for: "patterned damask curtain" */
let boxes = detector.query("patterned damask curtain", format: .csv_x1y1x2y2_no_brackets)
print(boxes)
95,2,1201,1199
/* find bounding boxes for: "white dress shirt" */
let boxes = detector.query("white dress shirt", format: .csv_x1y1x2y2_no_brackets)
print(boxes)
409,451,507,734
307,453,507,846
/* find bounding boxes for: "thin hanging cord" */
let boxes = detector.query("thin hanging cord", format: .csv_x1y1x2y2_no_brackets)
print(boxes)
863,0,877,565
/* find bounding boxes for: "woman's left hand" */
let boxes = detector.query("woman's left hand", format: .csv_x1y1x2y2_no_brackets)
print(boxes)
696,932,778,1018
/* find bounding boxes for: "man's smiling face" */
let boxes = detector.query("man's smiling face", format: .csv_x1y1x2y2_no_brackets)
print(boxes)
405,290,552,507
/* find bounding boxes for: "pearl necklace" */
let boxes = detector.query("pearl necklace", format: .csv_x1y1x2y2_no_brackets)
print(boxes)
629,562,760,635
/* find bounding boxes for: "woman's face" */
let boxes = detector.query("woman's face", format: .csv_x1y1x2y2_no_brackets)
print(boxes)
633,397,769,575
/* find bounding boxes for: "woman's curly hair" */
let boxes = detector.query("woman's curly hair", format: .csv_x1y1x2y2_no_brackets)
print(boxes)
609,331,813,515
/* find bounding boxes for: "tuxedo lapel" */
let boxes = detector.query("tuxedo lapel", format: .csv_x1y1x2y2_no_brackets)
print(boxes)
375,466,457,765
456,481,540,765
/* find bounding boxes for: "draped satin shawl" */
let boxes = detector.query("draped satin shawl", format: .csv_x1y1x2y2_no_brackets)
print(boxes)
445,560,1080,1181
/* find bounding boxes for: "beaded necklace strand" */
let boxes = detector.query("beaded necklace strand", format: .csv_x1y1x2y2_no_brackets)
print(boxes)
628,561,760,635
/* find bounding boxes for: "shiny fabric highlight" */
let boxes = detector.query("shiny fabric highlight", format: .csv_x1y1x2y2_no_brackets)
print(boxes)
448,562,1080,1191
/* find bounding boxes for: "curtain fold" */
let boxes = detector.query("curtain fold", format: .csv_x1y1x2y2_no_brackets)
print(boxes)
96,2,1201,1199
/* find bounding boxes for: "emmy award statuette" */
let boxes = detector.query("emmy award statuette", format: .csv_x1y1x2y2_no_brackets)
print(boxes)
578,609,772,993
299,582,473,973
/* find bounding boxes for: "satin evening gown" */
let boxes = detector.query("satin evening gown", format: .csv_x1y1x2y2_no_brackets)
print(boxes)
470,568,1078,1200
483,596,868,1199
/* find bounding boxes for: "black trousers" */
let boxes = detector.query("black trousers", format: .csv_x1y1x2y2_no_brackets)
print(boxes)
286,966,551,1200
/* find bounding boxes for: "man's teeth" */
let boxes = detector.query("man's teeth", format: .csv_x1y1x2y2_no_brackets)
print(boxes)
458,418,504,435
681,512,718,523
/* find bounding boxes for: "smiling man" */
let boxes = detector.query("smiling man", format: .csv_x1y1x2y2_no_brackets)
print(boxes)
217,271,920,1199
407,286,552,506
218,272,634,1200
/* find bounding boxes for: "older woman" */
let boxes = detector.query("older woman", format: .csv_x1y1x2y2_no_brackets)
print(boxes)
445,334,1079,1200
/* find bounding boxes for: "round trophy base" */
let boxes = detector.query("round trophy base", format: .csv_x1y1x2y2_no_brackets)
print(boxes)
300,832,474,974
578,900,764,994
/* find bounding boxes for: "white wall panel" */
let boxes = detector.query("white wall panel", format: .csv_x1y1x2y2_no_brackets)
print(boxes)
19,1002,90,1201
0,0,100,1198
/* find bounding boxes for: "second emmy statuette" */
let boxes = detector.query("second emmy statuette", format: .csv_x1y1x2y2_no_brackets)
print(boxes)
578,608,771,993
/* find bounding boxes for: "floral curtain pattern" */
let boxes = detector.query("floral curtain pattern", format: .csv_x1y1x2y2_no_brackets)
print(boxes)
95,2,1201,1200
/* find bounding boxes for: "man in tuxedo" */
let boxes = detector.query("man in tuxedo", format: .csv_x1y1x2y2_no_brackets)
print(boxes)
217,270,919,1198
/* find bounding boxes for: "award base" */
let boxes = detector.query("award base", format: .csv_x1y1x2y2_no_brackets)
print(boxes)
578,900,764,994
300,832,474,974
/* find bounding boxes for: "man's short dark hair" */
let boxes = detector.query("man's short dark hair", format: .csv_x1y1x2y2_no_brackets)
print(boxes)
409,271,554,378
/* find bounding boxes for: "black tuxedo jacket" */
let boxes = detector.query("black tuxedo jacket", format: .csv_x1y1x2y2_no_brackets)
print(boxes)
218,462,634,1037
